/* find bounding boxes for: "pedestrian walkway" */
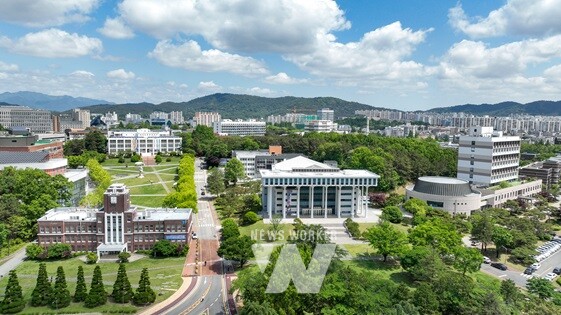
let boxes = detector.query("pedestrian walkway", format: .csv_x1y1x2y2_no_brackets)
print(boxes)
0,246,27,278
183,238,200,277
143,155,156,166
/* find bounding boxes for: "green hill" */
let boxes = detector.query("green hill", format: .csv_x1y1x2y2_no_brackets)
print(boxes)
427,100,561,116
79,93,385,119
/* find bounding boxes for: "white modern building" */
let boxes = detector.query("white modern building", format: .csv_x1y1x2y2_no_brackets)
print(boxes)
0,106,52,133
193,112,221,128
72,109,91,129
107,128,182,155
305,120,338,133
213,119,266,136
317,108,334,121
457,126,520,187
169,111,184,124
232,150,269,178
125,113,143,124
102,112,119,127
260,156,379,219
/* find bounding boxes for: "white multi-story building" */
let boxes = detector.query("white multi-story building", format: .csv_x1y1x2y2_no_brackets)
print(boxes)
232,150,269,178
107,128,182,155
0,106,52,133
193,112,221,128
72,109,91,129
150,112,169,120
457,126,520,187
213,119,266,136
125,113,143,124
317,108,334,121
102,112,119,126
305,120,338,133
169,111,184,124
260,156,379,219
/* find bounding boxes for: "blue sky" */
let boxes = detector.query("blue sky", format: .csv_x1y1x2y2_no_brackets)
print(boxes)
1,0,561,111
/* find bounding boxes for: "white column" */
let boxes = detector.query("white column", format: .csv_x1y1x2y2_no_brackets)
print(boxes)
337,186,341,218
364,186,369,218
104,215,108,244
310,186,314,219
324,187,328,218
267,186,273,218
351,187,355,218
296,186,301,218
282,186,286,219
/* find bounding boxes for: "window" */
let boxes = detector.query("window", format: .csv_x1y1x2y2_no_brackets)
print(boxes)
471,141,475,145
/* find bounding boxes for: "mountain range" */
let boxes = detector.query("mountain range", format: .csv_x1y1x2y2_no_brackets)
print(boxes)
0,91,113,112
426,100,561,116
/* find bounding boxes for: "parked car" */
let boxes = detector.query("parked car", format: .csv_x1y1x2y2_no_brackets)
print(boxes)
531,263,542,270
553,267,561,275
192,232,198,239
524,267,535,275
544,273,558,281
491,262,508,270
483,256,491,264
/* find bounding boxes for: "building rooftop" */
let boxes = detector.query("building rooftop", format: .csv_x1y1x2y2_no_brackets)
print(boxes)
233,150,269,158
412,176,478,196
0,151,49,163
260,156,379,179
38,207,192,222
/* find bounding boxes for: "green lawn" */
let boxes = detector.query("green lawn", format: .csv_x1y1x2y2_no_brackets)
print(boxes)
131,196,165,208
341,243,373,257
342,258,412,284
119,174,161,187
238,220,294,243
129,184,168,195
0,256,185,314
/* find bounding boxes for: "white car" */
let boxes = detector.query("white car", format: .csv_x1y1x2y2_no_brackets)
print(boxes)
531,263,542,270
483,256,491,264
544,273,557,281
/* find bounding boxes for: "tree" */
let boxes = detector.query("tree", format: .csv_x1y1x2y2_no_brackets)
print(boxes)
453,247,483,275
207,167,226,195
84,130,107,153
492,226,513,258
63,139,85,156
73,266,87,302
240,301,279,315
218,235,256,267
510,246,537,265
152,240,180,257
412,283,439,315
133,268,156,305
31,263,52,306
26,243,44,260
268,214,283,241
365,221,408,261
222,218,240,240
500,279,520,305
86,252,98,264
403,198,429,216
527,278,555,300
224,158,245,185
85,265,107,307
112,264,134,303
0,270,25,314
118,251,131,263
51,266,71,309
48,243,72,259
155,155,162,164
381,206,403,223
242,211,260,225
470,212,495,251
400,246,446,282
408,218,462,254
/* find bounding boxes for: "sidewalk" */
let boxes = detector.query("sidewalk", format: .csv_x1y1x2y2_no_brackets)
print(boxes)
0,246,27,278
138,276,197,315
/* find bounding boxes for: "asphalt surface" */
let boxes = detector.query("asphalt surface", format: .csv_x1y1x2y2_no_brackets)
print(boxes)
0,246,27,278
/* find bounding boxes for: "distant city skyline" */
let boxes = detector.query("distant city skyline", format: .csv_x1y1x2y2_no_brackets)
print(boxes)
1,0,561,110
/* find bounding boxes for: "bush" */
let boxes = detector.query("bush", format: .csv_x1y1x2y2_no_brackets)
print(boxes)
26,244,44,260
381,206,403,223
130,154,141,163
118,156,125,163
118,252,131,263
152,240,186,258
47,243,72,259
86,252,98,264
344,218,361,238
155,155,162,164
242,211,261,225
166,157,172,162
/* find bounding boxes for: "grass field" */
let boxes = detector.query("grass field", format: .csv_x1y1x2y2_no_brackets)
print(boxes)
129,184,168,195
0,256,185,314
118,174,161,187
131,196,165,208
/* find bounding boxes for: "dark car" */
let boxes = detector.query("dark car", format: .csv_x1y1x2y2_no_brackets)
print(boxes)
491,262,508,271
553,267,561,275
524,267,535,275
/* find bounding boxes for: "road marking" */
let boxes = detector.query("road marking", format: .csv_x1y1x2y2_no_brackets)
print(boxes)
499,274,507,278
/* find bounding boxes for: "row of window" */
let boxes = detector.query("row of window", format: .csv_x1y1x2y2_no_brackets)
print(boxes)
264,177,376,186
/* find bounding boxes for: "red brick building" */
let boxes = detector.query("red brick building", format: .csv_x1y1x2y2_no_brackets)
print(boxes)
37,184,193,257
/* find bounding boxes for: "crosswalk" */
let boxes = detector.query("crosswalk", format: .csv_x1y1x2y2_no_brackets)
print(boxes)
198,223,215,228
519,273,534,279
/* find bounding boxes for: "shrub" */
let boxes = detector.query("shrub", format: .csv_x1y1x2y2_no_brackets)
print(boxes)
47,243,72,259
155,155,162,164
133,268,156,306
118,252,131,263
130,154,141,163
86,252,98,264
166,157,172,162
344,218,361,238
118,156,125,163
26,244,44,260
381,206,403,223
85,266,107,307
242,211,260,225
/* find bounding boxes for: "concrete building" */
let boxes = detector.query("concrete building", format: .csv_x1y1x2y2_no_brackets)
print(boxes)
232,146,302,178
72,109,91,129
193,112,221,128
317,108,334,121
125,113,143,124
63,169,90,206
266,113,317,125
481,180,543,208
213,119,266,136
0,151,67,175
457,126,520,187
107,128,182,155
169,111,184,124
305,120,338,133
260,156,379,219
0,106,52,133
519,162,553,188
37,184,192,256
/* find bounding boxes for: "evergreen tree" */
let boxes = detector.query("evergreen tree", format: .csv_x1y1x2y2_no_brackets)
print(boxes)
51,266,71,309
31,262,52,306
0,270,25,314
84,265,107,308
73,266,87,302
112,263,134,303
133,268,156,305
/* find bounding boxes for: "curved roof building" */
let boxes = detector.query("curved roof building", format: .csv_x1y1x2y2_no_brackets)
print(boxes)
406,176,483,216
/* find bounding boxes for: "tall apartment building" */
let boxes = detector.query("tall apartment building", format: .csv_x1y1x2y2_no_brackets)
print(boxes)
37,184,192,256
125,113,143,124
213,119,266,136
457,126,520,186
0,106,52,133
72,109,91,129
193,112,221,127
317,108,334,121
169,111,184,124
107,128,182,155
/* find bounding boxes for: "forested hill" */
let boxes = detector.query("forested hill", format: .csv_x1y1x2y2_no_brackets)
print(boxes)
427,100,561,115
79,93,384,119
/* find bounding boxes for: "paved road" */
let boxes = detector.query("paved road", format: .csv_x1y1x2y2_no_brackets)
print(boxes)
0,246,27,278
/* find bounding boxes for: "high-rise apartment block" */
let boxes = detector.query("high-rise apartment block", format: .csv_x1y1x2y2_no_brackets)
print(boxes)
193,112,221,127
0,106,52,133
317,108,334,121
457,126,520,186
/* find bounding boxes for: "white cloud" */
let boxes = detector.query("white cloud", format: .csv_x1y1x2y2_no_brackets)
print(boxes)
0,61,18,72
286,22,432,83
449,0,561,38
0,28,102,58
98,17,135,39
265,72,307,84
149,40,268,76
118,0,349,53
106,69,135,80
70,70,94,78
197,81,221,92
0,0,99,27
248,87,273,95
